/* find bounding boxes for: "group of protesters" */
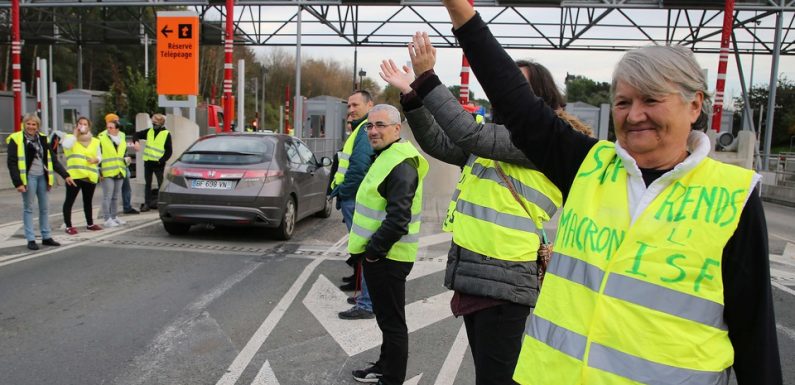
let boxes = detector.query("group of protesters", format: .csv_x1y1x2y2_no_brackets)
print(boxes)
330,0,782,384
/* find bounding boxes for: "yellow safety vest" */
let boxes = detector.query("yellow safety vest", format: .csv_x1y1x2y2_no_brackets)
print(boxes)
143,128,169,162
348,140,429,262
514,141,755,385
64,135,100,184
451,155,561,261
330,119,368,190
98,131,127,178
7,131,55,186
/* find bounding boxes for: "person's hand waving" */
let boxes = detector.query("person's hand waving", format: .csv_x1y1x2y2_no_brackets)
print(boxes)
379,59,415,94
409,32,436,76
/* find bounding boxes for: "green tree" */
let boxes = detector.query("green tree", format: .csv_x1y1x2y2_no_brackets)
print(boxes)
733,76,795,147
565,75,611,107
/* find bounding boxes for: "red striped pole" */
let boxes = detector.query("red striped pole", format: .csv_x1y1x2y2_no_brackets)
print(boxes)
36,58,41,116
223,0,235,132
12,0,22,131
711,0,735,133
458,0,475,105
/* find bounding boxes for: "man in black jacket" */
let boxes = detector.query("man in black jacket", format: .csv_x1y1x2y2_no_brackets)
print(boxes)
132,113,172,211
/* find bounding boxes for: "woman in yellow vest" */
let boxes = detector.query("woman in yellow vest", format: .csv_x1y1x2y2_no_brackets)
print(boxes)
62,116,102,234
6,114,75,250
440,1,782,383
98,119,128,227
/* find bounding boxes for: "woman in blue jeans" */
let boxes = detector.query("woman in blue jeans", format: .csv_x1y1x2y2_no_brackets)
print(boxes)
7,114,75,250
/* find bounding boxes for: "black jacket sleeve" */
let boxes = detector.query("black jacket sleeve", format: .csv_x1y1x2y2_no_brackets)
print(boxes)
7,139,23,188
364,159,419,259
452,13,598,198
162,132,173,165
48,144,69,180
723,188,782,384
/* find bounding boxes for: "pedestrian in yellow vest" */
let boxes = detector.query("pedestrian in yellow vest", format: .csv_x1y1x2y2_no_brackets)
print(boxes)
441,1,782,383
381,34,592,385
348,104,428,385
98,119,128,228
61,116,102,234
6,113,75,250
133,113,172,211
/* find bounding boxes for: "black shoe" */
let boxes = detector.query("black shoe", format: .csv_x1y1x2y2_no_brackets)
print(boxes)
123,208,140,214
352,363,382,383
42,238,61,247
339,306,375,320
139,204,150,213
342,274,355,283
339,282,356,291
27,241,39,250
347,296,356,305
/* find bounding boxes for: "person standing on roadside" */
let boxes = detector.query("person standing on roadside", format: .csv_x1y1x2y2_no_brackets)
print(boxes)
98,119,128,227
331,90,377,320
133,113,171,212
7,113,75,250
104,113,139,215
349,104,428,385
62,116,102,234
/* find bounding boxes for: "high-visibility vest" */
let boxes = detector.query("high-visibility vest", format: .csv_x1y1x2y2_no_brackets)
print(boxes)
98,131,127,178
7,131,55,186
64,135,100,184
330,119,368,190
514,141,755,385
143,128,169,162
348,140,429,262
448,155,561,261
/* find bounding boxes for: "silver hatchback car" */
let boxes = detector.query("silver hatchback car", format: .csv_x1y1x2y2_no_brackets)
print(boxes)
158,133,332,239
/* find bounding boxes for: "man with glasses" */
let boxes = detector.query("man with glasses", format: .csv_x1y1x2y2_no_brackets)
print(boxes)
348,104,428,385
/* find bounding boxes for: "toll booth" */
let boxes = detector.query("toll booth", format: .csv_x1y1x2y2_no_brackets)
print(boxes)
301,95,347,160
57,89,108,132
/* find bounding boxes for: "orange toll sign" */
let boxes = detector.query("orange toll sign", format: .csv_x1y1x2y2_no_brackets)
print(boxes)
156,11,199,95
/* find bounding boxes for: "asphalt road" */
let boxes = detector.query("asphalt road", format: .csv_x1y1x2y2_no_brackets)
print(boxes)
0,186,793,385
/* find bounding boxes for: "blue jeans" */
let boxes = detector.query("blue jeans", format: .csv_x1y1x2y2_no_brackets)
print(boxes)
122,169,132,211
340,198,372,312
22,174,52,242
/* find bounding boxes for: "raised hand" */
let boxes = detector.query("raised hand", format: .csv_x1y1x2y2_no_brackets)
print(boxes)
379,59,415,94
408,32,436,76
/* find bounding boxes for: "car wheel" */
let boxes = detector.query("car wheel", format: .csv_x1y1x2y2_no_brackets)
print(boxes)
276,197,296,240
163,221,191,235
315,196,332,218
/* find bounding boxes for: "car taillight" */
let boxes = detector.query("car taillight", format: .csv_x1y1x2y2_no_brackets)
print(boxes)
240,170,283,183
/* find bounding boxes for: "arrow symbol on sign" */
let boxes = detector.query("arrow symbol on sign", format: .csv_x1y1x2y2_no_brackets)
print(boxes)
161,25,174,38
303,268,452,357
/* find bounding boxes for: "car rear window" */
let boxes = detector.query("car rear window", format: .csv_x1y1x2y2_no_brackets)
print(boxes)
180,136,275,165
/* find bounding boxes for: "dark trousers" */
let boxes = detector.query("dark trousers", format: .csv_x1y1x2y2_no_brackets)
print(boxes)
463,303,532,385
63,179,97,227
122,169,132,211
363,258,413,385
144,162,164,208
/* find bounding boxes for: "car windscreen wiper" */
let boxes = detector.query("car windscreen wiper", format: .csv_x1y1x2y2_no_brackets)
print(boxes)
183,150,262,156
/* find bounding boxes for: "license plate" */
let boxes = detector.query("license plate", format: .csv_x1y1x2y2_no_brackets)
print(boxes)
191,179,235,190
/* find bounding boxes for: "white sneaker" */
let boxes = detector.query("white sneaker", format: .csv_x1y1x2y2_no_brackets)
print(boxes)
104,218,120,228
113,217,126,225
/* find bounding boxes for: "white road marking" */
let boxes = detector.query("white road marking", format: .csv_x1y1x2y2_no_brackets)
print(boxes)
771,254,795,268
418,232,452,248
250,360,280,385
406,255,447,281
303,274,453,357
771,232,795,244
777,323,795,342
434,323,468,385
215,234,348,385
0,218,160,268
404,373,422,385
772,282,795,297
783,242,795,259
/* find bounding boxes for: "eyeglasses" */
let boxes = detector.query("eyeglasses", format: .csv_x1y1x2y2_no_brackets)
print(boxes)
364,122,398,130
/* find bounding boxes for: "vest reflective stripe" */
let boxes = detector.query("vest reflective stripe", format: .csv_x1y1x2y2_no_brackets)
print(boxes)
348,140,428,262
65,136,100,183
143,128,169,161
331,120,367,190
547,252,727,329
451,157,562,263
514,141,754,385
456,200,539,233
8,131,55,186
99,132,127,178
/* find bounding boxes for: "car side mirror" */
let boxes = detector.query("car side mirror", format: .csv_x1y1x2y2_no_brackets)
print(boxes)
320,157,332,167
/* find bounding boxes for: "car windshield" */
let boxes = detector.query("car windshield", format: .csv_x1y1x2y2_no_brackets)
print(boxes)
180,136,275,165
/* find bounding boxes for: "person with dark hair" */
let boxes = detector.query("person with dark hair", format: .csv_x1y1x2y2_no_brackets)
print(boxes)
62,116,102,234
438,0,782,383
330,90,377,320
7,113,74,250
380,33,592,385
